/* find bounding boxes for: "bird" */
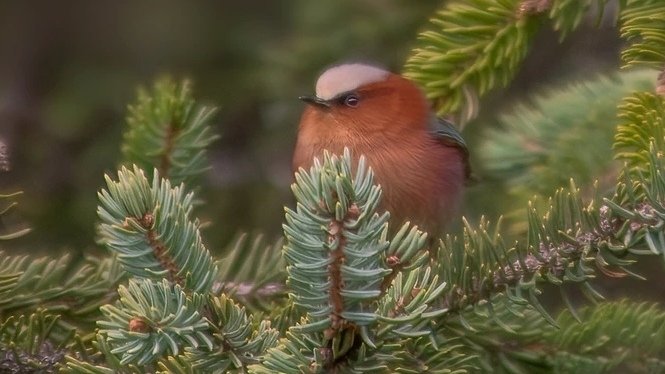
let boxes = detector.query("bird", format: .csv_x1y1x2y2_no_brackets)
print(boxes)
293,63,470,234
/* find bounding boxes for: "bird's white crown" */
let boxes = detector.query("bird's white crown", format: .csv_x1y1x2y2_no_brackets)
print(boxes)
315,64,390,100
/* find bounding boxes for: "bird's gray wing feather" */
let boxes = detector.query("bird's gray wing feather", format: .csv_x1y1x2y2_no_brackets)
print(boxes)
430,117,472,180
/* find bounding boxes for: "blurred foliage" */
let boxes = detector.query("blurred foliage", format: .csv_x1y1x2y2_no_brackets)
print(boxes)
0,0,443,252
480,69,655,235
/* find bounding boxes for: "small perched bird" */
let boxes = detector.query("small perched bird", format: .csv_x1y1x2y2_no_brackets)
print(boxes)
293,63,470,234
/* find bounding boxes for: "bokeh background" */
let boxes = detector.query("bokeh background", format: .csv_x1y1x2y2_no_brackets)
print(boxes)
1,1,661,301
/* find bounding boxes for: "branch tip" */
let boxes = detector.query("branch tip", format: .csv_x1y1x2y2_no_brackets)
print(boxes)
517,0,552,17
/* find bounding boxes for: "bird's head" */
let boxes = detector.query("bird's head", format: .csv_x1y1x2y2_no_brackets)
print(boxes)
298,63,430,138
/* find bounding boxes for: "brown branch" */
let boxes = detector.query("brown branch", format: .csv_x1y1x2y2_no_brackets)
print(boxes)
325,218,346,339
441,204,632,314
380,255,404,296
159,121,179,179
138,212,183,285
321,203,364,340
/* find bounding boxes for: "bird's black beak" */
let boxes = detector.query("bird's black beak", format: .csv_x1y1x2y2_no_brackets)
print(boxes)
299,95,331,108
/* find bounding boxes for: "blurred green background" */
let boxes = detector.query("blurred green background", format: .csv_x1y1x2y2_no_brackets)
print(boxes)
0,0,641,273
0,0,447,251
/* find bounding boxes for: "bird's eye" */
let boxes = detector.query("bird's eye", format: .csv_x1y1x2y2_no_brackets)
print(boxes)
343,94,360,108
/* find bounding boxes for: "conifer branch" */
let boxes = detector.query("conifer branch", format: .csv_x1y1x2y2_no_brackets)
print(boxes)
0,193,31,240
545,301,665,371
122,78,219,185
214,234,286,312
380,223,430,296
139,212,183,285
620,0,665,69
436,196,604,322
404,0,540,119
159,121,179,180
97,166,218,293
258,135,664,371
97,279,213,366
482,70,655,200
0,253,123,327
434,139,665,327
0,311,69,373
283,150,392,334
63,334,146,373
614,91,665,181
258,150,449,372
547,0,604,40
404,0,608,120
327,216,347,337
437,298,665,372
433,82,665,325
173,294,278,372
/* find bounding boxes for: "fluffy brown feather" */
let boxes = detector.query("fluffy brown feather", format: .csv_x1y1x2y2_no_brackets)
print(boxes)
294,69,466,233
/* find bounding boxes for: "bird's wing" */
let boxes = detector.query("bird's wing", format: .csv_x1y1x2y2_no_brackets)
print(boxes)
430,117,472,181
